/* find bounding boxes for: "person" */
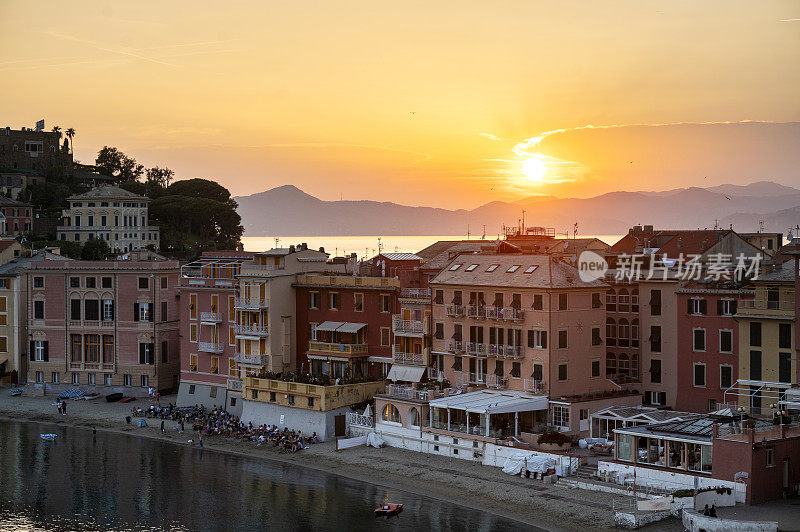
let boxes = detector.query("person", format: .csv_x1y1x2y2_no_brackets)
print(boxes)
161,420,165,433
57,401,62,415
702,504,710,516
156,391,160,404
199,433,203,448
709,505,717,518
92,426,97,436
62,401,67,415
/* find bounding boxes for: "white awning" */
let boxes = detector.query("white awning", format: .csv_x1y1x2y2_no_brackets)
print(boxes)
307,353,353,363
429,390,548,415
315,321,345,332
336,322,367,333
386,364,425,383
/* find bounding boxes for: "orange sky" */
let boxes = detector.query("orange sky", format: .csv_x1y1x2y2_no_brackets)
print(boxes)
1,1,799,208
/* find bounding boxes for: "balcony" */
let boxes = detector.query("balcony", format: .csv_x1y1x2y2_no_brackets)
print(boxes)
484,306,523,321
399,287,431,300
738,298,793,314
227,378,243,392
523,378,545,393
445,304,464,317
234,324,269,337
234,352,268,365
427,367,444,381
200,312,223,324
392,315,424,336
234,296,269,310
198,342,224,353
447,340,463,354
467,305,486,319
383,384,442,402
466,342,488,356
454,371,486,387
244,376,385,411
392,346,428,366
487,344,522,359
308,341,368,355
486,374,508,389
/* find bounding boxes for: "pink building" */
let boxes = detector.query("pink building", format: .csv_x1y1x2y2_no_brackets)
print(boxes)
26,260,180,394
177,251,254,415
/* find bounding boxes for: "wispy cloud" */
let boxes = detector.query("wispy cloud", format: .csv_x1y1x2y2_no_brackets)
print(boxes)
779,18,800,22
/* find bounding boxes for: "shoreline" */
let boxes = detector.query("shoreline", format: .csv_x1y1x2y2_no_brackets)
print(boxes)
0,394,681,531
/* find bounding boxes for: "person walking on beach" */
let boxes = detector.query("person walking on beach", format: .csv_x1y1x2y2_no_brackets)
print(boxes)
161,420,165,433
61,400,67,416
199,432,203,448
57,401,62,415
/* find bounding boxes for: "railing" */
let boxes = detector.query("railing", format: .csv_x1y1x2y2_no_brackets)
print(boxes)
467,305,486,319
200,312,223,323
500,307,524,321
466,342,488,356
392,316,424,335
738,298,793,312
234,352,268,365
445,304,464,317
198,342,224,353
487,344,521,359
227,378,243,391
485,306,499,319
234,296,269,309
347,411,374,428
385,384,435,401
523,378,545,393
454,371,486,386
486,374,508,388
392,347,425,365
447,340,463,353
400,287,430,299
308,341,369,355
234,324,269,336
427,367,444,381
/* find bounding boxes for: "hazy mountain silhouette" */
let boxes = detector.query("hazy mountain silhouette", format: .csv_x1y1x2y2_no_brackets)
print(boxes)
235,182,800,236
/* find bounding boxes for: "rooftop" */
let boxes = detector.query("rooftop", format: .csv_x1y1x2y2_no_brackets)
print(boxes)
428,389,548,414
67,185,147,201
0,249,71,275
27,259,179,271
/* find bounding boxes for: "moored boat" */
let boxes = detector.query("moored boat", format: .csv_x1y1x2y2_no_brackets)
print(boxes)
106,393,123,403
40,434,57,441
374,504,403,518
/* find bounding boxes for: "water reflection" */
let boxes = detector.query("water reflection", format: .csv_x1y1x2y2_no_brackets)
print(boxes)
0,420,531,531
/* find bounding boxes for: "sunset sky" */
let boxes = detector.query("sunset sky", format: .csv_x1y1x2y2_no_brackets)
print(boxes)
1,1,799,208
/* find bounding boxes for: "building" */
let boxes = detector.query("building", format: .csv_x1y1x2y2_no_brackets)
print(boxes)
0,169,45,201
25,260,180,394
56,185,160,252
294,273,398,379
0,197,33,237
177,251,254,415
0,126,71,174
0,248,66,383
740,232,783,258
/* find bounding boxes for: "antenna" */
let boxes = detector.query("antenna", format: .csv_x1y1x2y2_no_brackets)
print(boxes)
482,225,486,240
467,225,470,240
573,222,578,239
522,210,526,233
274,237,279,249
377,237,382,255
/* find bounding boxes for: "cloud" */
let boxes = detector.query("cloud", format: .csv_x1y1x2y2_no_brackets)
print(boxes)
779,18,800,22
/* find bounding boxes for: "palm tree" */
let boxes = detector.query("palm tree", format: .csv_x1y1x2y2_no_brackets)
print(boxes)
51,126,61,134
66,128,76,154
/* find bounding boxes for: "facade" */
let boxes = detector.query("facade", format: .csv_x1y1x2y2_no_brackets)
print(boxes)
57,185,160,252
25,260,180,394
294,273,398,378
604,280,641,388
0,197,33,236
0,170,44,201
177,251,254,415
0,126,71,174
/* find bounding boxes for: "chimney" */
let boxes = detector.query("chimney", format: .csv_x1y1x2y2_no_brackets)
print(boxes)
643,225,653,233
237,242,244,252
319,246,325,254
289,245,296,254
301,242,308,250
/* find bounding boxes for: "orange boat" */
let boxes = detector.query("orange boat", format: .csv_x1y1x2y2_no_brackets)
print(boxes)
374,503,404,518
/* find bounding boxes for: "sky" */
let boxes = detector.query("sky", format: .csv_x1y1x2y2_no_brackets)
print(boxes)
1,1,799,209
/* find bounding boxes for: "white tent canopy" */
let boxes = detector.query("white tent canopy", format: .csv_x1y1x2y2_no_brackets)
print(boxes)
429,390,548,414
315,321,345,332
386,364,425,383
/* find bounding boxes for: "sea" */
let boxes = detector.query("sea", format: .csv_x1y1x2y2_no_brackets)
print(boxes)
241,235,625,258
0,419,536,531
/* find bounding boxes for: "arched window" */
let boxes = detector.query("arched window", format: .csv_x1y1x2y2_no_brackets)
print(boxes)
618,288,629,313
606,318,616,346
631,289,639,312
619,354,630,376
606,353,617,376
381,403,401,424
408,407,420,427
606,288,616,311
631,319,640,347
618,318,630,347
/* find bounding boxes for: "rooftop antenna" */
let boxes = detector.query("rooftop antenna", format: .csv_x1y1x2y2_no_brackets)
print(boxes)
467,225,470,240
758,219,765,233
482,225,486,240
377,237,383,255
573,222,578,239
522,210,526,233
274,237,279,249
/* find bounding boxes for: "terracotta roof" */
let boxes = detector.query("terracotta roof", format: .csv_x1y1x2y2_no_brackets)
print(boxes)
756,260,795,283
418,241,497,272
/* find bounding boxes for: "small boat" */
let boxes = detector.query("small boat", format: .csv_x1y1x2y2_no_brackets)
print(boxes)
83,393,101,401
119,396,136,403
374,504,404,518
106,393,123,403
40,434,57,441
10,388,23,396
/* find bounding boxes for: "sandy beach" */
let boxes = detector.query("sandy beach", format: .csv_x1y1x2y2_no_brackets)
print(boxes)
0,391,681,531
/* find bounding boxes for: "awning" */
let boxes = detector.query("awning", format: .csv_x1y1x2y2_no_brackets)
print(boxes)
307,353,353,363
429,390,548,415
316,321,345,332
336,322,367,333
386,364,425,383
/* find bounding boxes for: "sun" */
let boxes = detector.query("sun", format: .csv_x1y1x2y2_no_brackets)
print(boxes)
521,157,547,182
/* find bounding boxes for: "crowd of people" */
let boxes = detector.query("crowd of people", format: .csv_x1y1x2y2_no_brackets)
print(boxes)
131,403,319,452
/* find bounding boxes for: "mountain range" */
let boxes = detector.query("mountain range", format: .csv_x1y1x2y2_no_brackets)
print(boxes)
235,181,800,237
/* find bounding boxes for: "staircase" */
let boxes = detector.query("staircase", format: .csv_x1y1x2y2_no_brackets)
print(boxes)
575,463,598,480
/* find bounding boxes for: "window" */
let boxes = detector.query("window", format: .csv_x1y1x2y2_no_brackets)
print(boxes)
606,288,617,311
307,397,315,408
693,363,706,387
380,327,390,347
161,276,168,289
452,356,462,372
465,264,478,272
35,371,43,384
693,328,706,351
328,292,339,310
650,359,662,383
124,374,132,386
592,359,600,377
85,334,100,363
70,277,80,288
84,299,100,321
558,293,568,311
720,365,733,388
85,277,96,288
532,294,543,310
433,290,443,304
506,265,520,273
269,391,276,402
750,350,762,380
552,405,569,429
485,264,498,272
717,299,736,316
102,300,114,321
449,263,462,271
766,447,775,468
719,330,733,353
161,301,168,321
688,298,707,315
650,289,661,316
34,300,44,319
779,352,792,383
557,363,567,381
190,324,197,342
511,362,521,378
750,322,762,347
138,277,149,290
210,356,219,374
353,293,363,312
650,325,661,352
592,327,602,346
527,329,547,349
434,322,444,340
103,335,114,363
381,404,401,424
592,293,603,308
139,343,154,365
141,375,149,387
558,330,567,349
288,394,295,405
70,299,81,321
606,318,616,346
33,276,44,288
51,372,60,384
137,303,152,322
524,265,538,274
606,353,617,376
380,293,391,313
87,373,96,385
779,323,792,349
161,341,168,363
229,358,237,376
309,291,319,309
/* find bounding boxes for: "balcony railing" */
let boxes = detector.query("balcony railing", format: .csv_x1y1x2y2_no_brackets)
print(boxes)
234,296,269,309
738,298,793,312
486,344,522,359
445,304,464,317
466,342,488,356
447,340,463,354
384,384,438,401
486,374,508,388
200,312,223,323
198,342,224,353
308,341,369,355
467,305,486,319
399,287,431,299
234,324,269,337
427,367,444,381
227,378,243,391
484,306,524,320
234,352,268,365
392,347,425,365
523,378,545,393
392,316,424,335
454,371,486,386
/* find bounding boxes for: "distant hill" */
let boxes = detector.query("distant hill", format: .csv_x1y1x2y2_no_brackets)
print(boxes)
235,181,800,236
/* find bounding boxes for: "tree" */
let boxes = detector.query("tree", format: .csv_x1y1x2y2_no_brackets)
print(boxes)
29,181,72,210
57,241,83,260
167,179,235,206
95,146,144,183
146,166,174,189
65,128,76,154
81,239,111,260
52,125,61,134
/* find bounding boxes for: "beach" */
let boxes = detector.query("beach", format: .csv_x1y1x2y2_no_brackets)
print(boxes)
0,392,680,531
